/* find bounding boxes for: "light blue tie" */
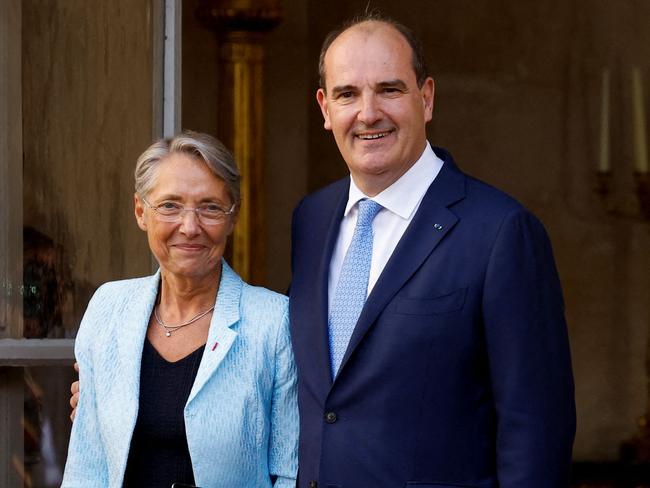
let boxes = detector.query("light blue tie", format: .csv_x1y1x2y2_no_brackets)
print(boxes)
329,199,383,378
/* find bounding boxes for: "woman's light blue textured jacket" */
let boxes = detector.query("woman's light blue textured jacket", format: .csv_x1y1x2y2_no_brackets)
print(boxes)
62,261,298,487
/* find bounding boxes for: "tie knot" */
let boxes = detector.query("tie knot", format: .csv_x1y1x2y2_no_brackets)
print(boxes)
356,199,382,228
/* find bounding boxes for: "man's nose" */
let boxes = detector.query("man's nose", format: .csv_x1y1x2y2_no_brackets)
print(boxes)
357,93,382,125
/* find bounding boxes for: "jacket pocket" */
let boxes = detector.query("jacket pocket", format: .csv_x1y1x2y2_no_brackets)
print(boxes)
392,288,466,316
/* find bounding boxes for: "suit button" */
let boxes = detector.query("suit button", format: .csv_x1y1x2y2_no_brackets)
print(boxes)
309,481,318,488
325,411,337,423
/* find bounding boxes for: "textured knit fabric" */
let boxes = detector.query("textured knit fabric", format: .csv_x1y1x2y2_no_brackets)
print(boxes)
122,339,203,487
62,260,298,488
328,199,382,377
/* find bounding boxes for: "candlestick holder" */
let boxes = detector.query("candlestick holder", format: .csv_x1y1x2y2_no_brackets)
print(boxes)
594,170,650,221
593,170,620,217
621,414,650,462
618,170,650,463
595,170,613,197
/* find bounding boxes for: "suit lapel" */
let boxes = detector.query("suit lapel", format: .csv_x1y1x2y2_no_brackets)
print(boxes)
318,185,350,388
336,161,467,377
187,260,241,405
115,272,159,430
303,182,350,391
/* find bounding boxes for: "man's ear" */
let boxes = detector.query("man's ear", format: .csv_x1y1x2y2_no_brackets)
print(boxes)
134,193,147,231
422,77,435,123
316,88,332,131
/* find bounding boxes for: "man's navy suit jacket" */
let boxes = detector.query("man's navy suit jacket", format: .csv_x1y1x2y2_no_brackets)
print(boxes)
289,148,576,488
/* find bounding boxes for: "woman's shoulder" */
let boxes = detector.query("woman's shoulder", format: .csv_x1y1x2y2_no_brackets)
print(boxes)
239,283,288,319
94,273,157,294
87,274,159,310
237,285,290,357
240,283,288,304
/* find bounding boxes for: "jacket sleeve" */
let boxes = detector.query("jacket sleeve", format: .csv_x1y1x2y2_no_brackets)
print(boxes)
288,198,305,296
268,308,299,487
483,208,576,487
61,288,110,487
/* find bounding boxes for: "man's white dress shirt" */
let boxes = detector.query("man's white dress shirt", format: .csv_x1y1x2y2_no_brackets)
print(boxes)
328,142,444,311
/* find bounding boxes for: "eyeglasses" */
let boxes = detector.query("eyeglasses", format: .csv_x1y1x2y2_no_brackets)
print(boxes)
142,197,235,225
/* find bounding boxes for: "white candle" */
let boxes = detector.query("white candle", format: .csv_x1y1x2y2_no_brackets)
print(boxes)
631,67,649,173
599,69,610,172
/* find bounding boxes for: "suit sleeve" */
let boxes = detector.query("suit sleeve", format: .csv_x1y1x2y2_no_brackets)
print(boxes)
482,208,575,487
268,307,299,487
61,288,110,487
289,198,305,294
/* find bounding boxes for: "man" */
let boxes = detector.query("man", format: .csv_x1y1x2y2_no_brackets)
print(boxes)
288,15,575,488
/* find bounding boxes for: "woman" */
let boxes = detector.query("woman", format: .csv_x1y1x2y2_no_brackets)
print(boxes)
62,132,297,487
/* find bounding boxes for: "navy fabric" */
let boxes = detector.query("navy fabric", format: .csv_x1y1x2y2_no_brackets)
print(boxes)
289,148,575,488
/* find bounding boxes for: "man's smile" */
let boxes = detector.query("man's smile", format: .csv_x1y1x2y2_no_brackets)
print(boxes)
355,130,394,140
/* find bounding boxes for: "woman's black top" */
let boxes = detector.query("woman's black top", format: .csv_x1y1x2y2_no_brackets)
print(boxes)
123,338,204,488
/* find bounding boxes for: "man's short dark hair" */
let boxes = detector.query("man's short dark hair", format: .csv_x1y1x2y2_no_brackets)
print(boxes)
318,13,429,90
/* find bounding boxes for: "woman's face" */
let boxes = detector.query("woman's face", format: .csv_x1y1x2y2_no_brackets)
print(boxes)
134,153,235,281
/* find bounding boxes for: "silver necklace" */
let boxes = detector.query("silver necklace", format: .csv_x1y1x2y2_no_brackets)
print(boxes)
154,304,215,337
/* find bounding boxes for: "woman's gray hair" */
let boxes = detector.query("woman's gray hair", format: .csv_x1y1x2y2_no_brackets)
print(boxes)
134,131,240,205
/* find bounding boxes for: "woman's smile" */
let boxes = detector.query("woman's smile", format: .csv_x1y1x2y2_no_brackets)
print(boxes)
135,153,235,281
173,243,207,252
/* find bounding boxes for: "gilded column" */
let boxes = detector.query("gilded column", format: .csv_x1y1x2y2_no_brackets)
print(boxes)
197,0,282,285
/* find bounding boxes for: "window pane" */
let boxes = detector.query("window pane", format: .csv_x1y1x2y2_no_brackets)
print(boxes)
1,0,163,485
0,0,22,340
4,366,76,487
20,0,158,337
23,228,74,339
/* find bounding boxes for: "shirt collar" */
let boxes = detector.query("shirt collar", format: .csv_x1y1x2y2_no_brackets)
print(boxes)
344,142,443,219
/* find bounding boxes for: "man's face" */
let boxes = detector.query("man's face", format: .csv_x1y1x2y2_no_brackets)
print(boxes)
317,22,434,195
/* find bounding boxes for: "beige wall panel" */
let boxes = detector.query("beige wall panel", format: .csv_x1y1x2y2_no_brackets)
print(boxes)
22,0,156,325
264,0,310,291
182,0,219,136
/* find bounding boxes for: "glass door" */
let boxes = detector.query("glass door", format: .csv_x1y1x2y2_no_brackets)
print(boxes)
0,0,175,485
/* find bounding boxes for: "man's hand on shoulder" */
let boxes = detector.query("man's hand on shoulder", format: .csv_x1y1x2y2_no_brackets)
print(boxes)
69,362,79,422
